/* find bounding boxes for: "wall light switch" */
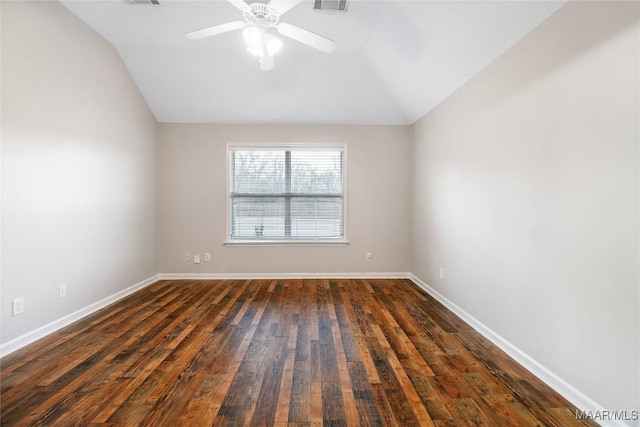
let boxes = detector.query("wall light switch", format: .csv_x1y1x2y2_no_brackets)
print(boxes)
204,253,211,262
194,255,201,264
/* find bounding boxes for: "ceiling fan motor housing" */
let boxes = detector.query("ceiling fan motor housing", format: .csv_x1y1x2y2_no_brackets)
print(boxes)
244,3,280,28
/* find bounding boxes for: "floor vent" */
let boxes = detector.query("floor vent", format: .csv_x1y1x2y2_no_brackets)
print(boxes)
313,0,348,13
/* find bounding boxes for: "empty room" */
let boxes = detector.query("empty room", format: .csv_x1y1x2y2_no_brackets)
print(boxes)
1,0,638,426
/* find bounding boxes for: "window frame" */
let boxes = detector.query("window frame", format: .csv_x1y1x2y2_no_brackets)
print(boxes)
225,143,348,246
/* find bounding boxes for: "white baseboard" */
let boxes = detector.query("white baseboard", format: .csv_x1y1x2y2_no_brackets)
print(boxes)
158,272,412,280
409,274,629,427
0,274,160,358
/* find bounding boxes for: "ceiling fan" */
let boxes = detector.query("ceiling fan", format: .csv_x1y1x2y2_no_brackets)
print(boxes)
185,0,336,71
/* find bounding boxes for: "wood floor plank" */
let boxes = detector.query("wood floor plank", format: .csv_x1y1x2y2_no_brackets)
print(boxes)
330,321,358,427
275,348,296,423
309,381,323,426
0,279,597,427
289,322,311,424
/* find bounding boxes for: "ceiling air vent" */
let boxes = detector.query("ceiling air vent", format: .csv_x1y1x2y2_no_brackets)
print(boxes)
126,0,160,5
313,0,348,14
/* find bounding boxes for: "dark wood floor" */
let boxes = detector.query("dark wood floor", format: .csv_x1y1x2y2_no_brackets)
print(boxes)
1,279,594,426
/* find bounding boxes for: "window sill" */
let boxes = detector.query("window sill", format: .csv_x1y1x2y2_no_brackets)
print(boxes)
224,240,350,247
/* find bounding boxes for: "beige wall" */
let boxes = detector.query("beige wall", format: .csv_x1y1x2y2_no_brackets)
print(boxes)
1,1,157,344
157,124,412,275
412,0,639,418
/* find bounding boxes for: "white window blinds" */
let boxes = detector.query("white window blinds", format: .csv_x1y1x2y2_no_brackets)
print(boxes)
229,147,345,241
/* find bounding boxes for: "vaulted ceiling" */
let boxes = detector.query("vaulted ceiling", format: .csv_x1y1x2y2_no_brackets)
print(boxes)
61,0,566,124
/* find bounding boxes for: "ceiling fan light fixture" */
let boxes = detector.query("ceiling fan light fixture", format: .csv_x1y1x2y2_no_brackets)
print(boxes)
242,25,262,47
265,34,283,55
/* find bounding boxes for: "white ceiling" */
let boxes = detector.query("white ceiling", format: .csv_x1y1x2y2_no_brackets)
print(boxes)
61,0,567,124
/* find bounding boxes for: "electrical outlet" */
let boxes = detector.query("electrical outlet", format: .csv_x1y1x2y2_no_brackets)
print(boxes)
59,285,67,298
366,252,373,261
204,253,211,262
194,255,201,264
12,298,24,316
439,267,444,280
185,253,190,262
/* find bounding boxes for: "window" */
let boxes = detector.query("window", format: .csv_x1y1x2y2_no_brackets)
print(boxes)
228,146,345,243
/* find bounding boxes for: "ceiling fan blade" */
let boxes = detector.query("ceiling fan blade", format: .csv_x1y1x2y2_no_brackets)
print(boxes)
185,21,247,40
227,0,251,12
276,22,336,54
268,0,304,15
260,52,275,71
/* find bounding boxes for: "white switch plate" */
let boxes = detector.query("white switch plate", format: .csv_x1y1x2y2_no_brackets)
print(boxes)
204,253,211,262
12,298,24,316
185,253,190,262
194,255,201,264
366,252,373,261
59,285,67,298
